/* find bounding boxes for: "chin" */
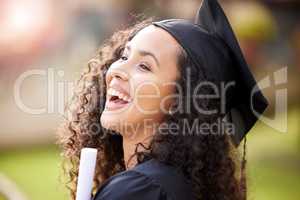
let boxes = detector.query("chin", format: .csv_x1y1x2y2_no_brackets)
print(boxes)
100,110,132,134
100,112,120,132
101,110,145,138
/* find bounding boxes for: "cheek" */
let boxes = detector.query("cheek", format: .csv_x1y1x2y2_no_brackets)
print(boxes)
133,77,176,115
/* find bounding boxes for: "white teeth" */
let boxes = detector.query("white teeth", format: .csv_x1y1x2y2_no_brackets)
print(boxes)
108,88,131,102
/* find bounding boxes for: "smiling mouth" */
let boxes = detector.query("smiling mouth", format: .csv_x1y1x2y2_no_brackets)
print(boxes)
105,88,132,110
106,95,131,111
110,95,129,104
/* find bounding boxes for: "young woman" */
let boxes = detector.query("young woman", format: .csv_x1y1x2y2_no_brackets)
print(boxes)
58,0,268,199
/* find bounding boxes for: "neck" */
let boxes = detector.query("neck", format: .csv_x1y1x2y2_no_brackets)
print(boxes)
122,122,156,170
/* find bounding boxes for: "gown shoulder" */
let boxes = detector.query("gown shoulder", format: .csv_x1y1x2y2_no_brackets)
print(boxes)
92,168,168,200
92,158,194,200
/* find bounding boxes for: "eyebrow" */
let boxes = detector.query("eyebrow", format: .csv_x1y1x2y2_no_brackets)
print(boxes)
125,44,160,67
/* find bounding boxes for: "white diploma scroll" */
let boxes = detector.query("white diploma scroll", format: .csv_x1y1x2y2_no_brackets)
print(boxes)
75,148,98,200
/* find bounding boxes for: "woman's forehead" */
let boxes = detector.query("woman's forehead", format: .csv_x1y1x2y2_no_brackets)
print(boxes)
129,25,181,53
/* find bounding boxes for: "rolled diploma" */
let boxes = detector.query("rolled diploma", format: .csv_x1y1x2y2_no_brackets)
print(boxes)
75,148,98,200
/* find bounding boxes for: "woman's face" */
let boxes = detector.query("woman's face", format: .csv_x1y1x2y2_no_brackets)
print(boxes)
100,25,181,138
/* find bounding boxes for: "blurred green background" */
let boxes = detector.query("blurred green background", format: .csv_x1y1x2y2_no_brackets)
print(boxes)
1,109,299,200
0,0,299,200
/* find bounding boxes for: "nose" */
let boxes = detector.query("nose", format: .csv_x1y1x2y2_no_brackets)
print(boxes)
111,69,128,80
106,67,129,86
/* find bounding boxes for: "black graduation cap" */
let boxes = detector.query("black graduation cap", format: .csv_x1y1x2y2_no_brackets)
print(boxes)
152,0,268,146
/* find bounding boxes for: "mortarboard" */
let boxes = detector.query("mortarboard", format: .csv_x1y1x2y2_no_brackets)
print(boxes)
152,0,268,146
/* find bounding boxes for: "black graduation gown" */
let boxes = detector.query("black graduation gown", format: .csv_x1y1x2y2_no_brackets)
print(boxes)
92,158,195,200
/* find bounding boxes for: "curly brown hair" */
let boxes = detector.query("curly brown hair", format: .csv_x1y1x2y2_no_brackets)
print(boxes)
57,17,247,200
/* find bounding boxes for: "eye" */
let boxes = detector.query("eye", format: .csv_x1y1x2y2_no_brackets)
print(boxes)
120,55,128,61
138,63,151,72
